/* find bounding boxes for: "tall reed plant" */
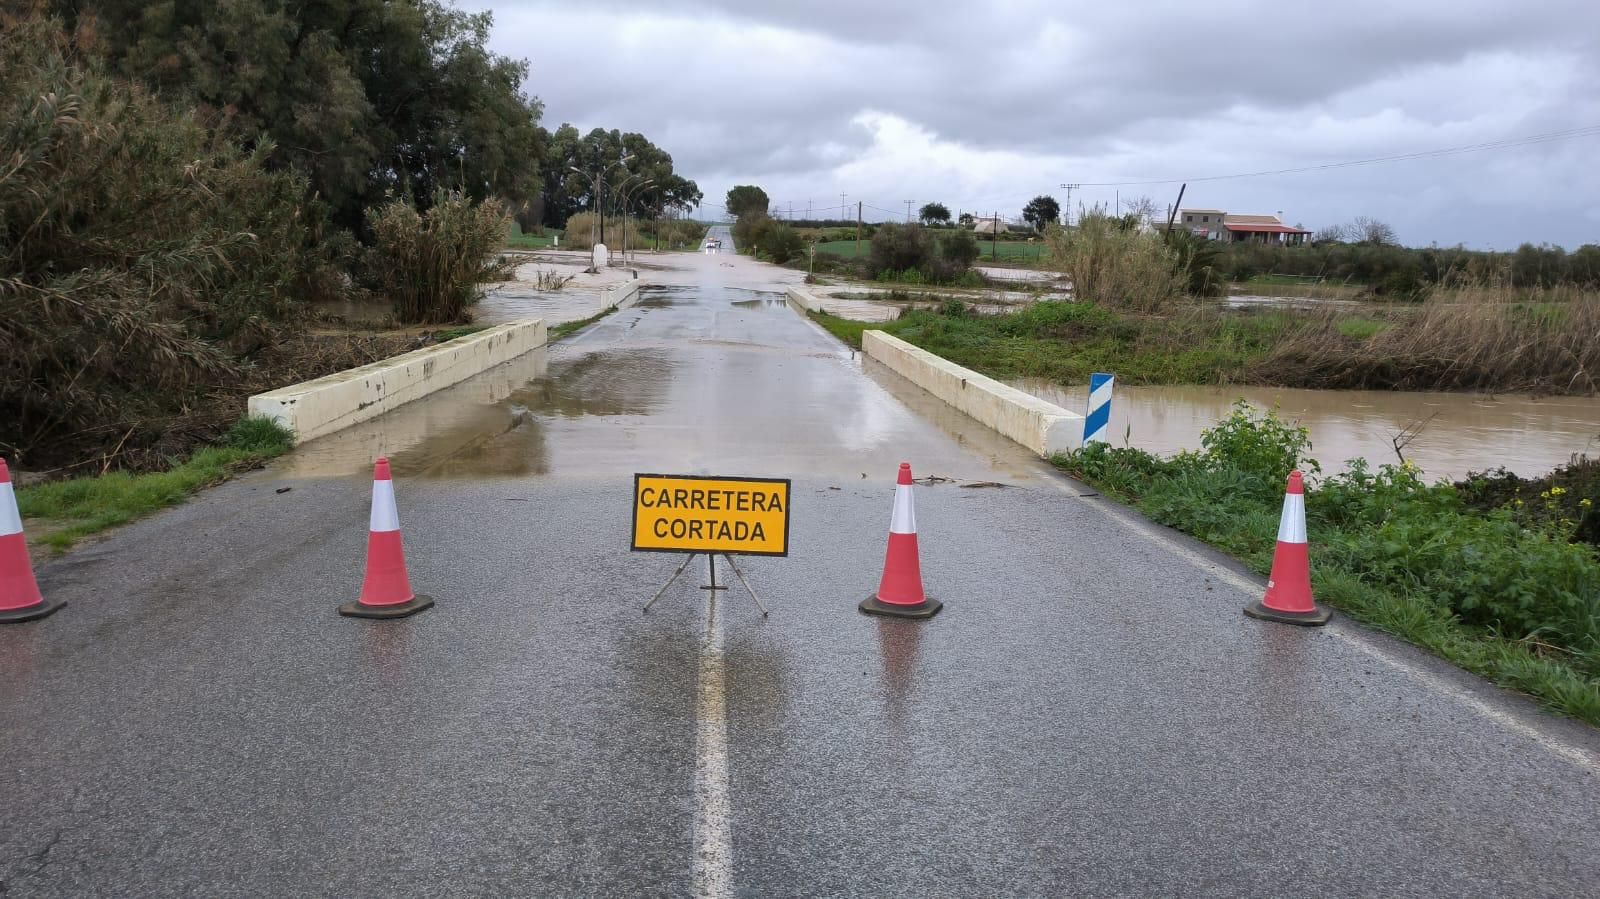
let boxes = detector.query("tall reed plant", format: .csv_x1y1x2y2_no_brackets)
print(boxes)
365,192,511,324
1045,211,1183,312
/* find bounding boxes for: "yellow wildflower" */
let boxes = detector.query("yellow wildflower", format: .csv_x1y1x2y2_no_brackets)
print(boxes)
1550,486,1566,496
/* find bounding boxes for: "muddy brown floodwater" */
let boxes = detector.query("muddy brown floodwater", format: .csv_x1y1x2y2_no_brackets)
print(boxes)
1010,379,1600,481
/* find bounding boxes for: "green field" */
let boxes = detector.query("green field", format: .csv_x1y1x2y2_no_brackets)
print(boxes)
815,238,1048,262
507,223,559,248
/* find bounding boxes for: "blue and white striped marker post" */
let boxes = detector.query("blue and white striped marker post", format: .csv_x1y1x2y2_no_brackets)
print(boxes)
1083,373,1114,444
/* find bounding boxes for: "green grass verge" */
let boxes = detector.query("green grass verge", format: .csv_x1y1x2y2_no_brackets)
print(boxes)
550,304,620,340
1054,406,1600,726
17,417,296,552
507,223,559,248
811,300,1402,387
808,311,877,347
810,301,1291,385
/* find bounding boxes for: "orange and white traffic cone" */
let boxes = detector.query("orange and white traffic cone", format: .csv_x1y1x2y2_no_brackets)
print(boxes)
338,457,434,619
1244,470,1330,626
859,462,943,619
0,458,65,624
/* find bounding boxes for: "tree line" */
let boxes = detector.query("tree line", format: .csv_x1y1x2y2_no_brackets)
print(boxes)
1,1,700,468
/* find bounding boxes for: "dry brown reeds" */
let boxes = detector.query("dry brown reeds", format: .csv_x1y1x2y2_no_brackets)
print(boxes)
1261,283,1600,392
558,212,641,251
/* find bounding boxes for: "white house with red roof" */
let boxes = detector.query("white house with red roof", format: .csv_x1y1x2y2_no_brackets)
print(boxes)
1170,209,1312,245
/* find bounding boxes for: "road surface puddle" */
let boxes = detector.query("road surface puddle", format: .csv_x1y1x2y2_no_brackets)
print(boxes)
279,276,1048,484
277,346,678,479
1010,378,1600,480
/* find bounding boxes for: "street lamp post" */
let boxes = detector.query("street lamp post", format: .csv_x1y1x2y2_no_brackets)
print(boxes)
569,155,632,250
617,178,654,264
610,173,646,265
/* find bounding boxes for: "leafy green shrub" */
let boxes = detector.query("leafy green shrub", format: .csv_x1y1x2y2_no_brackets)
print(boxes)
938,230,982,269
0,16,334,468
1315,460,1600,664
1511,243,1568,289
1569,245,1600,287
732,212,773,252
868,223,934,278
1456,456,1600,548
1199,401,1319,490
1055,442,1178,498
757,222,806,263
364,192,511,324
1168,232,1227,296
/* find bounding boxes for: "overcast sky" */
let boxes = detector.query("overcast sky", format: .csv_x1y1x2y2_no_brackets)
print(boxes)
468,1,1599,249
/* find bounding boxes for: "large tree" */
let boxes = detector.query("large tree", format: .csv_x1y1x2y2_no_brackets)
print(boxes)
919,202,951,226
1351,216,1399,246
57,0,546,230
725,185,769,219
539,125,701,228
1023,194,1061,231
1122,195,1161,222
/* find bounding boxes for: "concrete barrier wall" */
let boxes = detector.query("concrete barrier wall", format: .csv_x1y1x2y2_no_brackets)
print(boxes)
248,319,547,444
785,285,827,314
862,330,1083,457
609,279,643,309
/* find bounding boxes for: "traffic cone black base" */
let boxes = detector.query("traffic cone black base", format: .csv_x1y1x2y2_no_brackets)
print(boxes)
338,594,435,620
1244,600,1330,627
0,596,65,624
859,595,943,619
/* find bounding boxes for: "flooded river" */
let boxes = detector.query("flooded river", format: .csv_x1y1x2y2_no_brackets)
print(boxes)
1009,379,1600,481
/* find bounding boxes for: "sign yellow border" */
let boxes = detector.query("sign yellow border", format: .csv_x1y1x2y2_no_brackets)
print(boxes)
631,473,791,557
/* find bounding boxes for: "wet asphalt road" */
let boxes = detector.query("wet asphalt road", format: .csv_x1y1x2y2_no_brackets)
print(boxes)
4,230,1600,896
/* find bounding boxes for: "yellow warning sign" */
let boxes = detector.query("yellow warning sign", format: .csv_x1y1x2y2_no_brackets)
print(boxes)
632,474,791,556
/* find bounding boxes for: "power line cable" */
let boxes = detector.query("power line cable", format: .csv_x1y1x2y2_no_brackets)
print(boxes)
1071,124,1600,187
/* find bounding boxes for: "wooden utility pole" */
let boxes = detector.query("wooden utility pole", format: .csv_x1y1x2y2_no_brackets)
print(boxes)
992,209,999,261
856,201,863,257
1165,184,1187,239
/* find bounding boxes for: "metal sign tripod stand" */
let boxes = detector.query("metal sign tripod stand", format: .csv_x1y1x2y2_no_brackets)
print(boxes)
643,553,769,616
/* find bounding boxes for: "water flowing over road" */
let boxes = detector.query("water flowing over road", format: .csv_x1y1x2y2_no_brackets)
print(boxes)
4,230,1599,896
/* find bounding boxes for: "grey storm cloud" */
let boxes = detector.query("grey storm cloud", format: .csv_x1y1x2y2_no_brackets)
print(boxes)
469,0,1600,247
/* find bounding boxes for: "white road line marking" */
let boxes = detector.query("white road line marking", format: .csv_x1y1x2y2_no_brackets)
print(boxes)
1045,474,1600,774
693,575,734,898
